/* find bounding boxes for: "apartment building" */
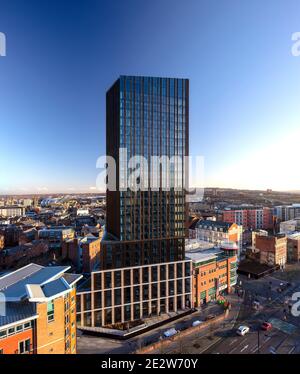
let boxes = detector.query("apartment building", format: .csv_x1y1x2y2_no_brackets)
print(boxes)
196,220,242,252
77,76,192,333
0,206,25,218
62,234,101,273
222,207,273,230
0,263,82,354
274,204,300,222
38,227,75,250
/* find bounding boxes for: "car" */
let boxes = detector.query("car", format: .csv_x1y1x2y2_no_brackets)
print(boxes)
236,326,250,336
205,314,216,321
261,322,272,331
192,320,204,327
163,328,178,338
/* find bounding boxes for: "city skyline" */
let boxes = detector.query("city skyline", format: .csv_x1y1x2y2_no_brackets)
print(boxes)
1,0,300,193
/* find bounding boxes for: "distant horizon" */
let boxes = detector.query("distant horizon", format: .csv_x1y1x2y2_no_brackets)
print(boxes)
1,186,300,198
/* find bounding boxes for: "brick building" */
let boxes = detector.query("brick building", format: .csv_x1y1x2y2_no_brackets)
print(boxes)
62,234,101,273
287,233,300,262
255,234,287,267
38,227,75,251
186,243,238,307
222,207,273,230
195,220,242,258
0,264,82,354
0,240,49,269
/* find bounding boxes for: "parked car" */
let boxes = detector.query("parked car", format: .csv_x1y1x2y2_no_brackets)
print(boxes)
192,320,204,327
236,325,250,336
163,328,178,338
261,322,272,331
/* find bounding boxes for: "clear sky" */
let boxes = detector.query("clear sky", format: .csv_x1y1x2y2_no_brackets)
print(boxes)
1,0,300,194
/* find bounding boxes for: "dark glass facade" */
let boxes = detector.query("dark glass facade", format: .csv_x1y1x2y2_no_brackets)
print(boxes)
103,76,189,270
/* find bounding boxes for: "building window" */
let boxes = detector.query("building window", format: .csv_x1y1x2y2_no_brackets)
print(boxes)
19,339,31,354
0,349,3,354
47,301,55,322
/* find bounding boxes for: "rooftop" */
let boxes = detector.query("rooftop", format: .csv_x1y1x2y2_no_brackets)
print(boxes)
196,220,233,231
185,248,225,264
0,263,77,302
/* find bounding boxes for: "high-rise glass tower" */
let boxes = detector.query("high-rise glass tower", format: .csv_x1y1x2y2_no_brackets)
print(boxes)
103,76,189,269
77,76,192,329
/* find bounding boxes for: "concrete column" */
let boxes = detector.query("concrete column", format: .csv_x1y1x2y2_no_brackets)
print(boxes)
148,266,152,316
166,264,169,313
121,270,125,323
111,270,115,325
130,268,134,321
91,274,95,327
182,262,185,309
139,267,143,319
101,272,105,325
157,265,161,314
174,262,177,312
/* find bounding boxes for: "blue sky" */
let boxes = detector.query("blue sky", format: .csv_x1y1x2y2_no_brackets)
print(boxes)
1,0,300,194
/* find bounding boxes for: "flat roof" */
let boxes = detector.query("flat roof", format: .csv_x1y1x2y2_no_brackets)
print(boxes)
186,248,224,263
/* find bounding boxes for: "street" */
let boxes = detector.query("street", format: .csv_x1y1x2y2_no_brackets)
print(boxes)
77,264,300,355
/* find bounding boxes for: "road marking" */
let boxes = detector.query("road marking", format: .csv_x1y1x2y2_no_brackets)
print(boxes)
240,345,249,352
288,346,295,354
251,337,271,353
229,339,238,346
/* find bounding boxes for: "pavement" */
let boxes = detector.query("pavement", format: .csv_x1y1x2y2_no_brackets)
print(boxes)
77,302,225,354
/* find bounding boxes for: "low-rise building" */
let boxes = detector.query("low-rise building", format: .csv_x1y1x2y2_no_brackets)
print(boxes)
256,234,287,267
279,218,300,235
287,233,300,262
62,234,101,273
38,227,75,251
195,220,242,257
0,263,82,354
0,240,49,269
186,243,238,307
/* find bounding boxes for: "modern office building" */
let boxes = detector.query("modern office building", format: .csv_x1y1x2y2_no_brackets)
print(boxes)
77,76,192,332
186,243,238,307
